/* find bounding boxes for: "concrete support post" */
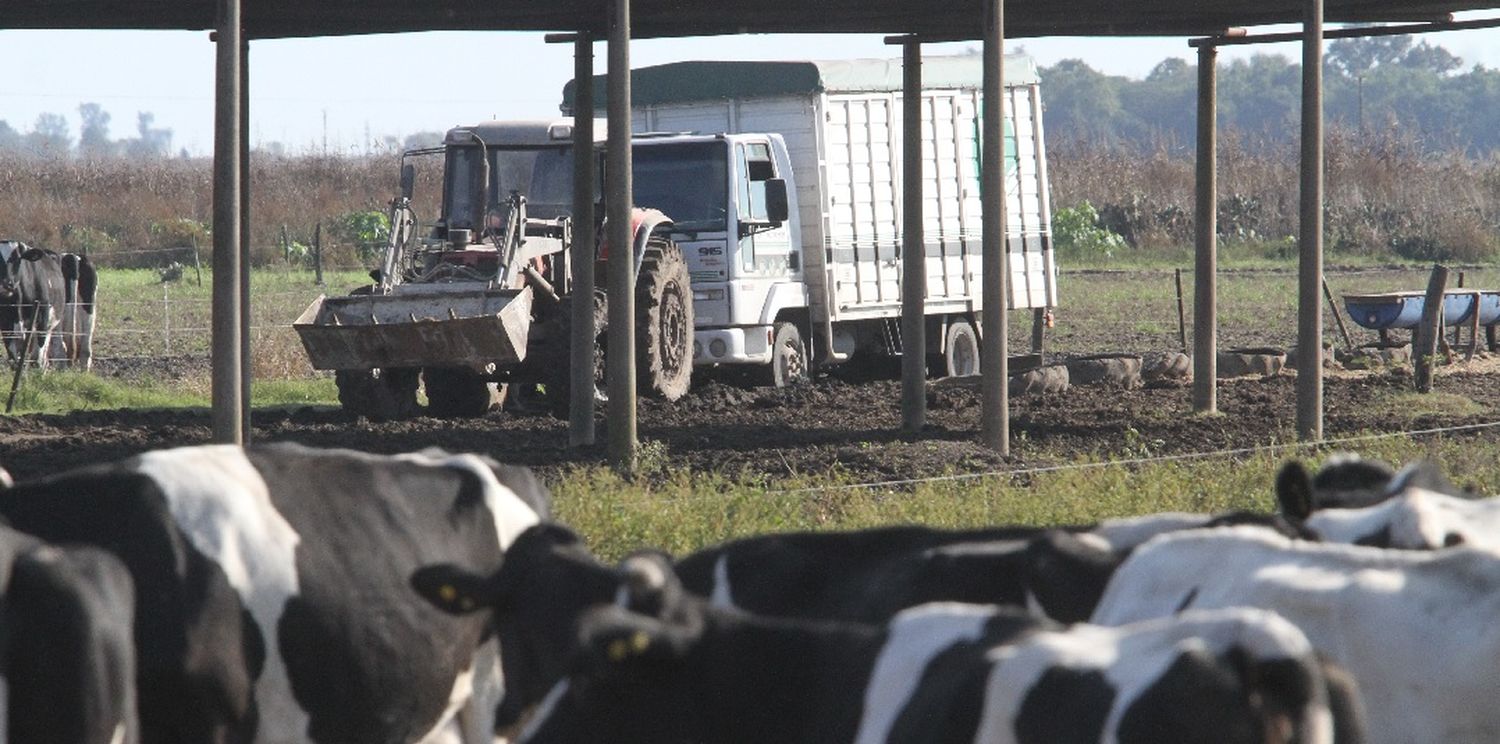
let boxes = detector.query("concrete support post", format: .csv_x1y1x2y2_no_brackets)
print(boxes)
1192,44,1218,413
900,37,926,433
1296,0,1325,440
239,39,252,443
980,0,1009,455
570,33,598,448
606,0,637,473
211,0,243,445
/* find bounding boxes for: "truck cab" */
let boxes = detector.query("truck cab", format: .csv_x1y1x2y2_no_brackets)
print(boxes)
631,133,803,370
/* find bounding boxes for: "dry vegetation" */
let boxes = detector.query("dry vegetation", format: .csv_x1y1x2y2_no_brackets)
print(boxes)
1050,126,1500,262
0,152,441,269
5,129,1500,269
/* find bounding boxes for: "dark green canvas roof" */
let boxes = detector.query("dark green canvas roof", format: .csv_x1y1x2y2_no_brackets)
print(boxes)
561,54,1038,113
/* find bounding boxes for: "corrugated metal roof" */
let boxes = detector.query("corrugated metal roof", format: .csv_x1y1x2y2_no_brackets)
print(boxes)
560,54,1039,113
1,0,1495,39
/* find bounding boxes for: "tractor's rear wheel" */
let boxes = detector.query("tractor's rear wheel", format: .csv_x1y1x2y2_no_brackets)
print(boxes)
544,289,609,420
335,367,420,421
635,238,694,401
423,367,501,418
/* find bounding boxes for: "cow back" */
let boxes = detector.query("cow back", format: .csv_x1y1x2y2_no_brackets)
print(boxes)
6,545,139,744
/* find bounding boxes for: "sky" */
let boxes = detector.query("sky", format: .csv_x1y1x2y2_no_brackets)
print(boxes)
4,14,1500,156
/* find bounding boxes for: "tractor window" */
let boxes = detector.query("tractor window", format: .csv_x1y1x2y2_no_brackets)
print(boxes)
443,146,482,230
443,146,579,228
632,142,728,232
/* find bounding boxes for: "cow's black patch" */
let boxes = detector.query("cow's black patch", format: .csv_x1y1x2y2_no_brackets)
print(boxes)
252,444,509,742
1117,648,1259,744
1013,665,1115,743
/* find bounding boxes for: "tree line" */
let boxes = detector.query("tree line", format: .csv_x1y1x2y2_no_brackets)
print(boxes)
0,103,174,158
1039,35,1499,152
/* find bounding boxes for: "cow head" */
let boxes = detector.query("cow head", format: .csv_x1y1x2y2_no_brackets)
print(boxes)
515,554,705,744
1275,454,1398,519
410,522,624,730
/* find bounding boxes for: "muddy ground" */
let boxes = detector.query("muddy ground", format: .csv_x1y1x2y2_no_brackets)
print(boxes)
6,355,1500,485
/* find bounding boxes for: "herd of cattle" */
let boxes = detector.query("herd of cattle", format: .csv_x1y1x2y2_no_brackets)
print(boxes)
0,240,98,371
0,444,1490,743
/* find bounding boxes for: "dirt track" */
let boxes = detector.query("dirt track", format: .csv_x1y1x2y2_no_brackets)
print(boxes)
6,360,1500,485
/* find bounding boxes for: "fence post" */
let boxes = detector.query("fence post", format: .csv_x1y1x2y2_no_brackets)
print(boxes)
5,309,40,414
163,283,172,356
1174,268,1187,353
190,235,204,287
281,224,290,264
313,222,324,286
1413,263,1450,393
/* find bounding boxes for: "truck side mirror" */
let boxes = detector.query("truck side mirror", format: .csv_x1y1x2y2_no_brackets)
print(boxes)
399,164,416,200
764,178,789,224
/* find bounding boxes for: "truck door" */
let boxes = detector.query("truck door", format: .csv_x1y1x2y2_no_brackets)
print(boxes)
735,141,794,277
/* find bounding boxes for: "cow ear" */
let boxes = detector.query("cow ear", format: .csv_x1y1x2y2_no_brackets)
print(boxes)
410,563,492,615
1274,461,1314,521
19,248,46,262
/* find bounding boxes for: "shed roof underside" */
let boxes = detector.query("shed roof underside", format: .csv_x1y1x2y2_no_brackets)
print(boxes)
5,0,1499,39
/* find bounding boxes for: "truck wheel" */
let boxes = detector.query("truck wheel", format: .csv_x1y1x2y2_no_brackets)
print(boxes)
635,238,694,401
545,290,609,420
423,367,499,418
336,367,419,421
942,319,981,378
756,321,809,388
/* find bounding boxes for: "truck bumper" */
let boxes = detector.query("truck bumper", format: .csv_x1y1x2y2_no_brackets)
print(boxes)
693,326,772,365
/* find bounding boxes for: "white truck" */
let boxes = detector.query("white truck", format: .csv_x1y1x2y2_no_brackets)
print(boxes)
566,53,1057,385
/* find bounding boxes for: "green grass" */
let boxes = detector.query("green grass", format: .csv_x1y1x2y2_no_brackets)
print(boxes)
94,268,370,359
552,432,1500,561
3,370,336,414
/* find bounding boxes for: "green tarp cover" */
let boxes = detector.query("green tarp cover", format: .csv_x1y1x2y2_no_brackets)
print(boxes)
561,54,1039,113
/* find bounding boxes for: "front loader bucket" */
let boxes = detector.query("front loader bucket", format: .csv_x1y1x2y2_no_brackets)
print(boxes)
293,286,534,370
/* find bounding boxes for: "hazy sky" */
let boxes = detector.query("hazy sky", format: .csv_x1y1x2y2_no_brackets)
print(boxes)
4,15,1499,156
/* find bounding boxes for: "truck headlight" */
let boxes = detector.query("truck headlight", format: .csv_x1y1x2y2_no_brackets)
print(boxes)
693,289,725,301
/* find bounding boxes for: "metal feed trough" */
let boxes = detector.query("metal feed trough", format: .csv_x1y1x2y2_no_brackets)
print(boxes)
1343,290,1500,330
1343,289,1500,353
293,286,534,371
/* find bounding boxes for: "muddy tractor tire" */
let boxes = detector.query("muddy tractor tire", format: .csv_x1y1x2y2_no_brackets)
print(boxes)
635,238,694,401
545,289,609,420
755,321,810,388
335,367,420,421
423,367,500,418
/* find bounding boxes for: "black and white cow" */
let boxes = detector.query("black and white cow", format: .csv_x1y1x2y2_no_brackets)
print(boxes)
58,251,99,370
1092,525,1500,743
0,522,139,744
1291,487,1500,551
0,241,65,369
1274,454,1461,516
513,554,1362,744
0,241,97,370
0,442,548,744
414,512,1308,733
1273,457,1496,550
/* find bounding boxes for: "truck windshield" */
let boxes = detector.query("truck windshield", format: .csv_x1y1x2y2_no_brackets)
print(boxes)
633,142,728,232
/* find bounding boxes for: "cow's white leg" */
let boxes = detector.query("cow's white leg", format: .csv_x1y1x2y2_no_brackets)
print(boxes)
76,308,95,371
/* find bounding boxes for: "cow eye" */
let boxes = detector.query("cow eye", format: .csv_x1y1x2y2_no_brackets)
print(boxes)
1444,533,1465,547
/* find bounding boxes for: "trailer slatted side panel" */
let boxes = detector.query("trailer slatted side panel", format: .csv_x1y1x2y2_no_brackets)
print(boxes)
620,55,1055,331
